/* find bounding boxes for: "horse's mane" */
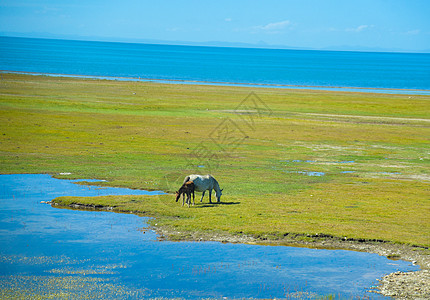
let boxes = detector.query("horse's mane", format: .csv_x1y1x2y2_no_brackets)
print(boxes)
211,176,221,191
183,176,191,184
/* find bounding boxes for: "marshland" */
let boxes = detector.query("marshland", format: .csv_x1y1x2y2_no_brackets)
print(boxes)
1,72,429,298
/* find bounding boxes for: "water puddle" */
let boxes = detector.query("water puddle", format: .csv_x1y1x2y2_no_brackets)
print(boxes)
282,160,355,164
291,171,326,177
281,160,358,177
0,174,418,299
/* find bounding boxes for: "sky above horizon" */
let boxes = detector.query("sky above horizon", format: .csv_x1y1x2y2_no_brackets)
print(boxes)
1,0,429,52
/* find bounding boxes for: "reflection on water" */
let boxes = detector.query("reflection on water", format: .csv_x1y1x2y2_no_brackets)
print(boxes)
0,174,417,299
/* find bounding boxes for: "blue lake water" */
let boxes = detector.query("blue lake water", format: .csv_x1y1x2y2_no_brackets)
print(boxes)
1,36,430,94
0,174,418,299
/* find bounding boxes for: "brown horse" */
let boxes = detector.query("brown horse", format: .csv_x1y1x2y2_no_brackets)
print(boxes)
175,181,195,207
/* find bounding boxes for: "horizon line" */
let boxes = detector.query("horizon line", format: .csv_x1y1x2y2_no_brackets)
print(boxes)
1,33,430,55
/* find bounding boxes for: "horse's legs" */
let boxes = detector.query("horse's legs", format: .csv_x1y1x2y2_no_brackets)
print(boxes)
192,191,195,206
208,189,212,203
182,193,185,206
200,190,206,202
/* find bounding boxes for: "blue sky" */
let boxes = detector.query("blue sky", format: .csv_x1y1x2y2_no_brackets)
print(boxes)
1,0,429,52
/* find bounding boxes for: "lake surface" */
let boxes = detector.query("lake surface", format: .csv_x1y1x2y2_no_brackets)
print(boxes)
0,174,418,299
1,36,429,94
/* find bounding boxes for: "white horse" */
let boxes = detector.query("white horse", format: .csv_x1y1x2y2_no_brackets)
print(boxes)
183,174,223,203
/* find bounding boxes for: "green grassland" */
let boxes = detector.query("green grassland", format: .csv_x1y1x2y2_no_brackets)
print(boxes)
1,73,429,247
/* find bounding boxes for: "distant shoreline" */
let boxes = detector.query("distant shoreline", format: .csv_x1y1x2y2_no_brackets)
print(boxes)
2,34,430,54
2,70,430,96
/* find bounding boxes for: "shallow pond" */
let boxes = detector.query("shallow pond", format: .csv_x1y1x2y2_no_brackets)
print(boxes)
0,174,418,299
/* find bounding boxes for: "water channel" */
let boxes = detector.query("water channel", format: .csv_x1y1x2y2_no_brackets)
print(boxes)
0,174,418,299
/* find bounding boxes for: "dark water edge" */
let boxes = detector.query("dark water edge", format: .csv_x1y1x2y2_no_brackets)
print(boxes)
0,174,419,299
3,70,430,95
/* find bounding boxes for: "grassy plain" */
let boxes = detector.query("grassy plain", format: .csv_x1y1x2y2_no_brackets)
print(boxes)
1,73,429,247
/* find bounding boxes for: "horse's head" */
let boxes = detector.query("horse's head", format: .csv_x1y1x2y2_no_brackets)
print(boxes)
216,188,223,202
175,191,180,202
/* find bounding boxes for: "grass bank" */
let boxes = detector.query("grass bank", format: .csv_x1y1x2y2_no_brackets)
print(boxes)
1,73,429,247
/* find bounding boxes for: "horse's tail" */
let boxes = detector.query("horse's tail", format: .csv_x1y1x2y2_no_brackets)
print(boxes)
183,176,191,184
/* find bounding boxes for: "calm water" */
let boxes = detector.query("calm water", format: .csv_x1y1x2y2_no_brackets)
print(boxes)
1,36,430,93
0,174,418,299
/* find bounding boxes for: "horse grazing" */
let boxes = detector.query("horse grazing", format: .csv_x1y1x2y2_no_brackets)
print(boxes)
175,181,195,207
183,174,223,203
